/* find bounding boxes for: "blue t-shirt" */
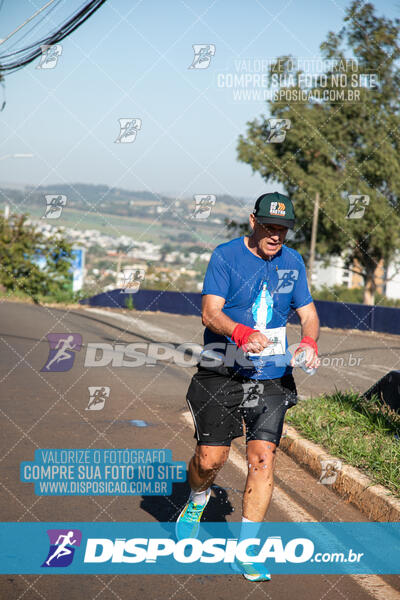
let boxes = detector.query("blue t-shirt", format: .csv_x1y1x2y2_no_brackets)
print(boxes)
202,236,313,380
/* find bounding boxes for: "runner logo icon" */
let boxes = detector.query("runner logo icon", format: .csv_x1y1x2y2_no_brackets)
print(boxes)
319,459,342,485
41,333,82,372
115,118,142,143
37,44,63,69
191,194,216,219
346,195,369,219
276,269,299,293
188,44,216,69
42,529,82,567
120,268,145,293
241,383,264,408
266,118,291,143
42,195,67,219
86,386,110,410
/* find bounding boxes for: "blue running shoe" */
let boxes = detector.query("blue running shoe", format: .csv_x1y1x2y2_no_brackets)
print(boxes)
175,489,211,540
232,545,271,581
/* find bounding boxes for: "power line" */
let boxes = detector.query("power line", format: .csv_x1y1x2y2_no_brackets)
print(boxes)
0,0,59,47
0,0,108,75
4,0,64,53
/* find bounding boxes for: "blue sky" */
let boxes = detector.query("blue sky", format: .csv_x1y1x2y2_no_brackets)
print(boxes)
0,0,398,199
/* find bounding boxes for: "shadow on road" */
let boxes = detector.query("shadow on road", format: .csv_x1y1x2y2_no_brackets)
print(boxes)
140,476,235,523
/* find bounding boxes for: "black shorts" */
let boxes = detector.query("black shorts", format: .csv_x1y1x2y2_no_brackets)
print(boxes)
186,365,297,447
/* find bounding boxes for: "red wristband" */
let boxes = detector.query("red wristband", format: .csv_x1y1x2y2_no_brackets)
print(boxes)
299,336,318,355
231,323,257,349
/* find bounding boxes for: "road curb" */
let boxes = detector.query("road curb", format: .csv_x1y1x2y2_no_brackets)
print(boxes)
280,425,400,522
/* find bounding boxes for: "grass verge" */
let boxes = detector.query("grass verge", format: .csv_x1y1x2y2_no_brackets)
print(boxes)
285,391,400,498
0,288,87,305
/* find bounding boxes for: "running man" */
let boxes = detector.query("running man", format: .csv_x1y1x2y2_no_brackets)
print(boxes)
45,531,77,566
176,192,320,581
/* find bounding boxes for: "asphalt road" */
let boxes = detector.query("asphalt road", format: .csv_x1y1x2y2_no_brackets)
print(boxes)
0,301,399,600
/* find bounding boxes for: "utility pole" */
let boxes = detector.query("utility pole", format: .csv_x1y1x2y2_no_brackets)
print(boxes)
308,191,319,288
116,251,122,286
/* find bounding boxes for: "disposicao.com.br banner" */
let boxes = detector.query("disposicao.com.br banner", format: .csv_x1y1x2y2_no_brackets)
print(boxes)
0,522,399,575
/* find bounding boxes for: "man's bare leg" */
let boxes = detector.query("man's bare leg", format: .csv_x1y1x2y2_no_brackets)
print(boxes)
234,440,275,580
176,444,230,538
188,444,230,492
243,440,276,521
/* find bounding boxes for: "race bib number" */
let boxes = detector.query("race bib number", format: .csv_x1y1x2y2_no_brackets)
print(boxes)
247,326,286,357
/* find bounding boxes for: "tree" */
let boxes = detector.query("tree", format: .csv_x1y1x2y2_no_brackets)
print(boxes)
237,1,400,304
0,212,74,303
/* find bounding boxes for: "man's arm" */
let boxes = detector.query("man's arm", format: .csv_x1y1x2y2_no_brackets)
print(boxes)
202,294,270,354
202,294,236,337
296,301,320,341
291,301,320,368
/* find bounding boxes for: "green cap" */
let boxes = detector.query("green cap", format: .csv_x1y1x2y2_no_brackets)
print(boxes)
253,192,295,229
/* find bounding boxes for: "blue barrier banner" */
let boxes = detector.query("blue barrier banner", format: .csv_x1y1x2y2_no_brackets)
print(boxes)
80,289,202,316
80,290,400,336
373,304,400,335
0,522,399,574
20,449,186,496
